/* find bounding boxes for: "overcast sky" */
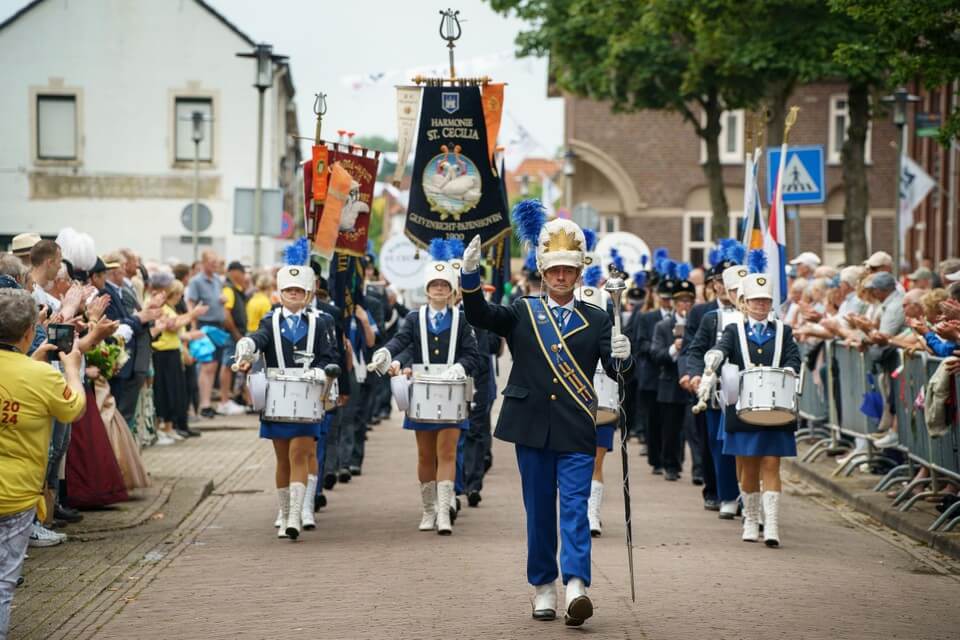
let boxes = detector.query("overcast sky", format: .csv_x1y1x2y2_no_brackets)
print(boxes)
2,0,563,163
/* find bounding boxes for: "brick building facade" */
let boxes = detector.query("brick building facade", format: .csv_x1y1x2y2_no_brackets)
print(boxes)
563,81,899,267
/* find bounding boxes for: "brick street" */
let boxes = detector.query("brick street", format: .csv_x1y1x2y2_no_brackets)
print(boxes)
9,402,959,639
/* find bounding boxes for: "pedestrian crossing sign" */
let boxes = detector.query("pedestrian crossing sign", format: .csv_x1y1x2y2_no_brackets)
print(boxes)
765,145,825,205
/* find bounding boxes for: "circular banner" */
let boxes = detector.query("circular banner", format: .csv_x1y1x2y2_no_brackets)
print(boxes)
379,234,426,289
594,232,651,276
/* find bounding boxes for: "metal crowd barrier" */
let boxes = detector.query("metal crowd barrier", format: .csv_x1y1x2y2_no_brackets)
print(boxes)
796,341,960,532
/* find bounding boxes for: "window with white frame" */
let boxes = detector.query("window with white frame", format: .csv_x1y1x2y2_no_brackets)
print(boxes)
37,95,77,160
828,95,872,165
599,214,619,235
174,97,213,162
701,109,745,165
684,212,711,267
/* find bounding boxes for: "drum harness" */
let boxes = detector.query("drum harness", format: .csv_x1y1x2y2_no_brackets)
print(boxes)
271,309,318,369
417,304,459,369
735,318,784,369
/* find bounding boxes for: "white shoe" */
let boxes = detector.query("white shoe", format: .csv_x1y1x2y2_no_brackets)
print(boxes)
276,487,290,538
762,491,781,547
302,475,318,530
436,481,454,535
742,492,761,542
217,400,246,416
29,522,66,547
874,431,899,449
169,429,185,441
156,431,177,446
563,577,593,626
285,482,306,540
588,480,603,537
719,500,739,519
532,582,557,620
274,509,283,528
418,481,437,531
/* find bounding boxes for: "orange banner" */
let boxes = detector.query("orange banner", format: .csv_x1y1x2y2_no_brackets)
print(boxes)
312,145,329,203
312,162,351,259
481,83,505,166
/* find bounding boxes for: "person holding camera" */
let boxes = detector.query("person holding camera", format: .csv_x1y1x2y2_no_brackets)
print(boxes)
0,289,86,637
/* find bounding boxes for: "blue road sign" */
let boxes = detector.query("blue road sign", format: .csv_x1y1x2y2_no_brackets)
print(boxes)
766,145,825,205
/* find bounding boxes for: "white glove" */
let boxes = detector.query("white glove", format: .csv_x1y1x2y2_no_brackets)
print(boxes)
442,363,466,380
611,333,631,360
462,235,482,273
368,347,392,374
235,337,258,363
113,324,134,343
703,349,725,375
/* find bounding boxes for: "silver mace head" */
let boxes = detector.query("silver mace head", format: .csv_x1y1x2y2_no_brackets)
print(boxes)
604,275,627,310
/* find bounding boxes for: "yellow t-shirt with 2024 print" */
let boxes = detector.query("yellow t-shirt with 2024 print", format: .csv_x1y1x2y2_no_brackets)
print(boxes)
0,350,86,520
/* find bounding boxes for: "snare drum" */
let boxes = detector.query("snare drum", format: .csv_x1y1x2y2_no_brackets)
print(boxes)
594,366,618,424
262,368,327,424
406,374,474,424
736,367,798,426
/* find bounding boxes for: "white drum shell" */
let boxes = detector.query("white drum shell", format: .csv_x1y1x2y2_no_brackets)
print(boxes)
736,367,798,426
594,366,618,424
406,374,474,424
263,368,327,424
248,371,267,411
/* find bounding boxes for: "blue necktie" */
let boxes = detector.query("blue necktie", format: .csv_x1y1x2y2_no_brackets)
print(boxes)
552,307,569,329
433,311,445,330
287,314,300,331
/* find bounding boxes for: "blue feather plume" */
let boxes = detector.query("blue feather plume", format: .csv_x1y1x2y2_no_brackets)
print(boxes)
748,249,767,274
583,265,603,287
511,199,546,245
583,228,598,252
663,259,677,281
640,254,649,268
677,262,692,281
447,238,465,260
654,247,669,262
722,239,746,265
283,237,310,266
428,238,451,261
610,248,625,274
708,247,722,267
523,247,538,273
633,271,647,289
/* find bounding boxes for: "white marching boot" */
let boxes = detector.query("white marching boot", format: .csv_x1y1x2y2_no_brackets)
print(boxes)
276,487,290,538
742,492,761,542
274,510,283,528
285,482,306,540
532,582,557,620
418,481,437,531
436,480,454,535
564,577,593,626
302,474,318,530
588,480,603,537
719,500,739,519
762,491,781,547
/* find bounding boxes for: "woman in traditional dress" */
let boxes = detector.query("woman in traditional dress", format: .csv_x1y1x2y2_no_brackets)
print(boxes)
710,271,801,547
369,240,481,535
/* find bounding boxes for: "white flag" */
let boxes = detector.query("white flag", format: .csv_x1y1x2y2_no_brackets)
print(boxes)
540,173,562,219
392,87,422,185
898,154,936,247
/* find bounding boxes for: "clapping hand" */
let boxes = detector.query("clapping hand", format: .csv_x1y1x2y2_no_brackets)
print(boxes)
87,294,110,321
940,299,960,321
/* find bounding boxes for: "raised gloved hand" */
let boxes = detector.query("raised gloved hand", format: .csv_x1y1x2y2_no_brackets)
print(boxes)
441,363,466,380
232,337,258,372
611,334,631,360
368,347,392,374
462,235,482,273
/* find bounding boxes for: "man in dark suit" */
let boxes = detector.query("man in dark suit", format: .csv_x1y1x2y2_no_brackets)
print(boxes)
651,277,696,481
631,278,674,472
458,221,632,627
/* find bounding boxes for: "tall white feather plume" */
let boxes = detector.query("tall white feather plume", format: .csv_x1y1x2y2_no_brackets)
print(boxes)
57,227,97,270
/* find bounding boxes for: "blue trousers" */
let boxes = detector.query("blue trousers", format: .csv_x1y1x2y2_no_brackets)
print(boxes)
315,412,335,495
706,408,739,502
455,431,466,495
515,445,593,587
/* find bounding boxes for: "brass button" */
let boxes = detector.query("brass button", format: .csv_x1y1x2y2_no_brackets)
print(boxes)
551,344,559,353
757,348,763,354
434,349,440,355
550,394,557,400
552,378,559,384
434,336,439,342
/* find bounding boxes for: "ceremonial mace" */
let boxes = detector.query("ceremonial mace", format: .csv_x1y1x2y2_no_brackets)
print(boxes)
604,274,637,603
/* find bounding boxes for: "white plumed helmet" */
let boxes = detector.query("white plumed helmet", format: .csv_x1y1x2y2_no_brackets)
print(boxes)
741,273,774,301
276,265,315,292
536,218,586,273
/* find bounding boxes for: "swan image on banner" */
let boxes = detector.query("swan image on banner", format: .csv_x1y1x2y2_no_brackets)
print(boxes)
421,144,482,221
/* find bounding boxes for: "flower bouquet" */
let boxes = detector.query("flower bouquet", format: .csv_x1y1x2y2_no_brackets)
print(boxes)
85,339,129,379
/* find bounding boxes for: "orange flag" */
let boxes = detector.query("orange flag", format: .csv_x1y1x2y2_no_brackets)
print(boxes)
481,83,505,166
313,162,351,259
312,145,329,203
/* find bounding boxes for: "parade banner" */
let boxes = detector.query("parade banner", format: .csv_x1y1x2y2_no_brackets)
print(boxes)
312,145,330,202
405,85,510,250
323,145,380,257
481,83,504,165
393,87,422,185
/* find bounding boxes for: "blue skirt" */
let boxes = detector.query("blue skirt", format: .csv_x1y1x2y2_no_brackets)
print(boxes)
596,424,615,451
402,417,468,432
260,420,324,440
722,429,797,457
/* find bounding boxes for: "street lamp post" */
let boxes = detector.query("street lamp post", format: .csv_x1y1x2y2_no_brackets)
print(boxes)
191,110,204,261
563,149,576,216
237,43,288,267
882,87,920,278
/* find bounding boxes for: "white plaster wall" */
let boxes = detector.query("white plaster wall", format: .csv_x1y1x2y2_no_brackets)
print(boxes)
0,0,291,264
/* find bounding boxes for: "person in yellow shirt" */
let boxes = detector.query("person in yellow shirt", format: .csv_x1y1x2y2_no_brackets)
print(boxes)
0,289,85,636
245,274,274,333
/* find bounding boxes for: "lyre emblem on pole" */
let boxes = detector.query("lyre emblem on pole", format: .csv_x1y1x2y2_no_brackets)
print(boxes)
313,92,327,144
438,8,462,80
